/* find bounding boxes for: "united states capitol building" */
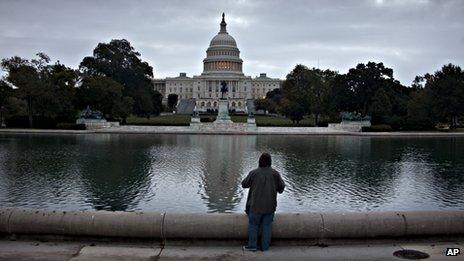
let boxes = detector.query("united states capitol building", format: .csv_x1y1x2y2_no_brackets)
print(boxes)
153,13,282,113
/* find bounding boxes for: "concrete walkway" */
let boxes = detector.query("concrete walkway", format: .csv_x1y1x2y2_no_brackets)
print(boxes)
1,126,464,136
0,239,461,260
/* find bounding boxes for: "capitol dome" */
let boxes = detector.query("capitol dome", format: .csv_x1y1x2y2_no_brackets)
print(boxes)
209,33,237,47
202,13,243,75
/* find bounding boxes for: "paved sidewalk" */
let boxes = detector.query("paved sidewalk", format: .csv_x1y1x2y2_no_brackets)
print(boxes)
0,239,461,260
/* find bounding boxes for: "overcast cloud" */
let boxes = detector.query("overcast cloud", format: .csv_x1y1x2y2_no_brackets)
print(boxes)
0,0,463,85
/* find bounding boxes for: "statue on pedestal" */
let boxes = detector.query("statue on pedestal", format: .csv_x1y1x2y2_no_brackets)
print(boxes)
220,81,228,100
79,105,104,120
76,105,110,129
190,105,201,127
214,81,232,124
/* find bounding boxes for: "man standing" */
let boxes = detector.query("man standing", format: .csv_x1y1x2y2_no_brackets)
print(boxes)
241,153,285,251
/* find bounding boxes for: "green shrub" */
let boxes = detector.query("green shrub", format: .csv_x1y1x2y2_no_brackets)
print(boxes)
316,120,329,127
56,123,86,130
5,116,57,129
200,116,216,123
386,115,406,131
125,115,190,126
362,124,393,132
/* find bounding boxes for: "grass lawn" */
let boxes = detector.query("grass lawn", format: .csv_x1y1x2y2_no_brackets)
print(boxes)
231,115,314,127
126,115,191,126
125,114,314,127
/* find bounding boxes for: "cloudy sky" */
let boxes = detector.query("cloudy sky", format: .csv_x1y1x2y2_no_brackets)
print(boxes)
0,0,463,85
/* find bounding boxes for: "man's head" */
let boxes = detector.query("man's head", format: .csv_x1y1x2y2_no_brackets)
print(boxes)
259,153,272,168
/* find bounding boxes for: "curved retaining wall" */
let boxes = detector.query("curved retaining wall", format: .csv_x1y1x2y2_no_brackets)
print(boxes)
1,208,463,239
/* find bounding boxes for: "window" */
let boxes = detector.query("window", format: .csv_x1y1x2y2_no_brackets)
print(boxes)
238,102,242,107
201,102,205,107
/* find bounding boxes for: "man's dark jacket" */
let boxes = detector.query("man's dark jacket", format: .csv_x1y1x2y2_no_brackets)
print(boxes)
241,166,285,214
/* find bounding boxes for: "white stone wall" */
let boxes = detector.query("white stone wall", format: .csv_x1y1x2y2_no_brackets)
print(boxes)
250,73,281,99
154,73,281,112
165,73,194,100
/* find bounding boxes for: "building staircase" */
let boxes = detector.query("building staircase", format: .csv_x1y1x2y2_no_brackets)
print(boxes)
176,99,196,115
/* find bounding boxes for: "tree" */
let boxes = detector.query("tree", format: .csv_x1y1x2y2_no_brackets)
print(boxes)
279,98,305,124
281,65,312,113
254,98,269,113
307,68,338,125
79,39,160,117
77,76,133,121
0,81,13,127
151,90,163,116
3,97,27,120
265,88,283,113
280,65,313,124
37,62,78,122
425,64,464,129
2,54,82,126
325,74,357,117
167,93,178,111
1,53,49,128
344,62,397,116
369,88,392,124
406,89,434,130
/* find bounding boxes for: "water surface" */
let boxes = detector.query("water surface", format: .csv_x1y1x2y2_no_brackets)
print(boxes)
0,134,463,213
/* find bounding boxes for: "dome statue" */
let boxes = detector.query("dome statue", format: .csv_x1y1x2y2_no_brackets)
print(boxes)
202,13,244,75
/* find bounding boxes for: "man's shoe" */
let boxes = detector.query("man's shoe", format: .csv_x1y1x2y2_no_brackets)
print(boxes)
243,246,257,252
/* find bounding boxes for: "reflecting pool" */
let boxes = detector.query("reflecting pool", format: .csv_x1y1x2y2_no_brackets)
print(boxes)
0,134,463,213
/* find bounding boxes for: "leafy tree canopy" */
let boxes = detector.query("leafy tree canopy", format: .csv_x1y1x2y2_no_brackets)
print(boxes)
79,39,159,117
77,76,133,120
424,63,464,128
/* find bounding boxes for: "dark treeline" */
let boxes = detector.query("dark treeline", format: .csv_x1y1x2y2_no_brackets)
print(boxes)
1,38,463,130
0,39,162,128
255,62,464,130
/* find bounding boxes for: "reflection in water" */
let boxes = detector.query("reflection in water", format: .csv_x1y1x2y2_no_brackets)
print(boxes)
196,135,256,212
0,134,463,213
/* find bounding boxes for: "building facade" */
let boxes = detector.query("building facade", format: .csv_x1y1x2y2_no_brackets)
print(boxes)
153,13,282,112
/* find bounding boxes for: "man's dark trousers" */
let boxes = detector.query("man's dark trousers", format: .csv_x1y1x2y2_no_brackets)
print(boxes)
247,209,274,251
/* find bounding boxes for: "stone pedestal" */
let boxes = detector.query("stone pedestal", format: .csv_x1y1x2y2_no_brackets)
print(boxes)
76,119,111,130
328,120,371,132
247,117,257,130
190,116,201,129
214,99,232,124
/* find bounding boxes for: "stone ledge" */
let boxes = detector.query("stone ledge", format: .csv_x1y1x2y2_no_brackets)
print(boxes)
1,208,463,240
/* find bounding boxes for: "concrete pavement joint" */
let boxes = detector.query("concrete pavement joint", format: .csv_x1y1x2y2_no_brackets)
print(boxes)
319,213,333,235
400,213,408,236
6,208,13,234
156,212,166,259
160,212,166,246
70,244,86,259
